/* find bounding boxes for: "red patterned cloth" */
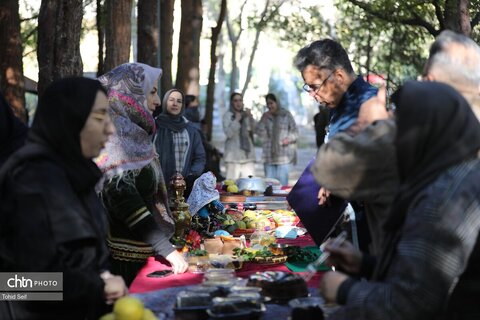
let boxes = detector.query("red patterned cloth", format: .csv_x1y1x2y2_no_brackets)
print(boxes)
129,234,324,293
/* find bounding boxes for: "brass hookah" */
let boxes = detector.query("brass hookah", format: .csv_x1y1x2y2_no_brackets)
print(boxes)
169,172,192,240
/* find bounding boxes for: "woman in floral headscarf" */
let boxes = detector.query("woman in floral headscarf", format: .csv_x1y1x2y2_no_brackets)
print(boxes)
97,63,188,286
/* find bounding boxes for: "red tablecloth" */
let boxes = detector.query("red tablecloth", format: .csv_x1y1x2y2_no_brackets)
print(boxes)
129,234,325,294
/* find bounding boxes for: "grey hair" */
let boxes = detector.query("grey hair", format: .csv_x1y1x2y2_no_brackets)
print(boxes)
425,30,480,87
294,38,355,74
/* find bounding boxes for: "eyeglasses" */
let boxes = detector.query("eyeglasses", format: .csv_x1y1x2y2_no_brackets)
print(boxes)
302,69,336,94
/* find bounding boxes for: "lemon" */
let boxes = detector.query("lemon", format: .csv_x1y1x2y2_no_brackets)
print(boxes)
142,308,158,320
224,179,235,186
99,312,115,320
246,221,257,229
113,296,145,320
243,211,257,219
227,185,239,193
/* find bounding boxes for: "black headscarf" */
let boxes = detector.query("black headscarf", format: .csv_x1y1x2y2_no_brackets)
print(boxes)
385,81,480,231
156,88,187,132
0,93,28,167
28,77,106,192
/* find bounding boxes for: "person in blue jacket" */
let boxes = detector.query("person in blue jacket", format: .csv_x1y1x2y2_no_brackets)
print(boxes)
291,38,378,252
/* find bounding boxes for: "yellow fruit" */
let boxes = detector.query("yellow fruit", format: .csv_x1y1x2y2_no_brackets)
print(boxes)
243,211,257,219
227,185,239,193
99,312,115,320
142,309,158,320
114,296,145,320
224,180,235,186
246,221,256,229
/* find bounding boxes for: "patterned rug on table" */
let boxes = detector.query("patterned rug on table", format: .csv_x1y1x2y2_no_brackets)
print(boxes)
133,285,321,320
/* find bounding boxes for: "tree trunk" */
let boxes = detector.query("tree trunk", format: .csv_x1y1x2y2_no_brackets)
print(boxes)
96,0,105,76
137,0,158,68
104,0,132,72
176,0,203,95
226,13,240,95
160,0,175,97
444,0,471,36
458,0,471,36
37,0,83,96
241,28,261,96
216,49,226,116
0,0,26,122
205,0,226,142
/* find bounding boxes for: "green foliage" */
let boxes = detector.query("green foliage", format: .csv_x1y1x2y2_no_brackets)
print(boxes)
261,0,479,92
335,1,432,89
190,249,208,256
232,247,273,261
336,0,480,86
266,5,332,53
284,246,319,263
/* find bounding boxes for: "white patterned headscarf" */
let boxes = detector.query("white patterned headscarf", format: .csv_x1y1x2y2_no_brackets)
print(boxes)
95,63,162,180
187,172,219,216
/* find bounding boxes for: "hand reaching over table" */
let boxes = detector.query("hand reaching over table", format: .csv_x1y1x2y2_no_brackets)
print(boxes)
166,250,188,274
101,271,128,304
323,239,362,274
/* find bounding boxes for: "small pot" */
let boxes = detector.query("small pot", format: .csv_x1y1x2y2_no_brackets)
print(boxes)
236,176,266,193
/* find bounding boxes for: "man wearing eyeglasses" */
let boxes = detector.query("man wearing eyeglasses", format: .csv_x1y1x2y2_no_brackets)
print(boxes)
295,38,378,139
288,39,378,259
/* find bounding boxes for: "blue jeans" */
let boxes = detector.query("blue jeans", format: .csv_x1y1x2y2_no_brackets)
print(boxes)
264,163,290,186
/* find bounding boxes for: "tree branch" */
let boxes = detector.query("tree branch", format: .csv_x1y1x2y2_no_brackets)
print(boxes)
20,14,39,23
410,11,440,36
260,0,287,27
346,0,439,36
22,48,37,58
22,27,37,41
226,0,247,43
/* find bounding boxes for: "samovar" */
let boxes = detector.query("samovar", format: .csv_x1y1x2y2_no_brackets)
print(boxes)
169,173,192,239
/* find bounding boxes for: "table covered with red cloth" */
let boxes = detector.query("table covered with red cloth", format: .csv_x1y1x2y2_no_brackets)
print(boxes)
129,234,324,294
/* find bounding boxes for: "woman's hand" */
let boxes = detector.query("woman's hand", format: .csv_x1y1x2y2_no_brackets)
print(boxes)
101,271,128,304
323,239,363,274
165,250,188,274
